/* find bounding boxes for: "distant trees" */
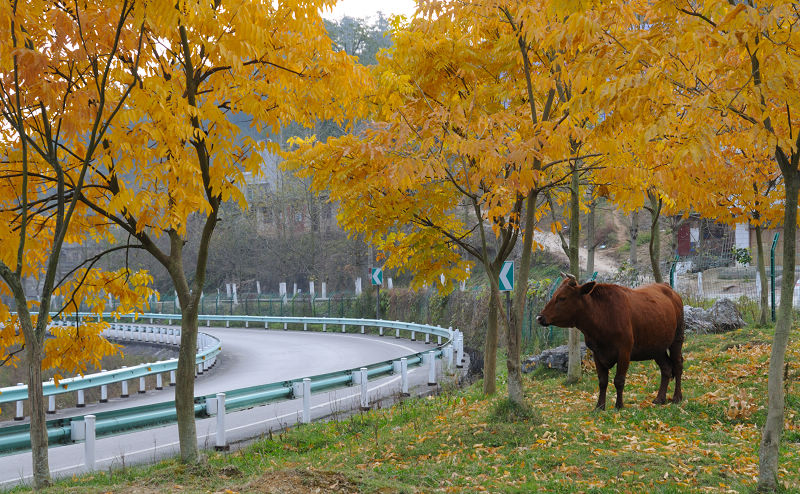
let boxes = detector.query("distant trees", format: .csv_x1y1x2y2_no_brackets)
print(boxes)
326,14,392,65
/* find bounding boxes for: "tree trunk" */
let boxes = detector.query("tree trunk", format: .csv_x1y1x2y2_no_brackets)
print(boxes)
508,190,539,404
26,339,49,489
629,209,639,267
755,224,769,327
175,300,200,462
758,172,798,491
586,193,596,277
647,192,664,283
1,273,51,489
566,160,582,384
483,284,499,395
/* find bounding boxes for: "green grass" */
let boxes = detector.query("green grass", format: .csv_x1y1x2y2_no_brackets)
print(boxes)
11,326,800,493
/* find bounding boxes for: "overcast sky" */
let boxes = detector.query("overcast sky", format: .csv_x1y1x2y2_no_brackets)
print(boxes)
322,0,416,21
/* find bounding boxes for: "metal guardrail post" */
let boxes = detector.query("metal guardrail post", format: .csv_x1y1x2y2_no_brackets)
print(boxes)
379,326,383,336
771,232,779,322
100,370,108,403
121,369,129,397
456,332,464,368
156,373,163,390
359,368,369,410
85,415,96,471
400,358,409,396
139,376,146,393
47,395,55,414
425,333,430,344
77,389,85,407
170,370,176,386
302,378,311,424
395,327,400,338
215,392,227,451
445,345,454,371
14,384,23,420
427,351,437,386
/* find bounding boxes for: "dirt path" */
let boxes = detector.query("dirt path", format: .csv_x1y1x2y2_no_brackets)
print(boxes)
535,231,619,275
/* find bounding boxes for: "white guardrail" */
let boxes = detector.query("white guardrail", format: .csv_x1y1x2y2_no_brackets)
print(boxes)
0,313,465,462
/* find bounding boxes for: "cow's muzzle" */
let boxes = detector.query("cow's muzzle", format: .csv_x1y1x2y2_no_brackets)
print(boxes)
536,314,547,326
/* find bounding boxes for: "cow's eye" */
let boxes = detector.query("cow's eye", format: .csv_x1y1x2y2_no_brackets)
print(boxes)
557,296,566,302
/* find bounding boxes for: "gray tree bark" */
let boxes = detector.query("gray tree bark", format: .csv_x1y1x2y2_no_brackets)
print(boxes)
484,279,500,396
647,191,664,283
0,277,51,490
758,163,798,491
566,159,582,384
754,224,769,327
507,190,539,404
586,192,596,277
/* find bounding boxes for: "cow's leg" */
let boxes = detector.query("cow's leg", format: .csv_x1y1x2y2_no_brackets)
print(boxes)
613,350,631,409
594,354,608,410
653,352,672,405
669,340,684,403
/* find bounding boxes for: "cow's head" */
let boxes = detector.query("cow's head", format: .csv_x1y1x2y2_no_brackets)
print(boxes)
536,272,596,327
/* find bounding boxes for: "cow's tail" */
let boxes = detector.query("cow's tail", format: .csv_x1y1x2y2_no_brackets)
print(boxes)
675,303,685,344
669,291,686,364
670,301,685,370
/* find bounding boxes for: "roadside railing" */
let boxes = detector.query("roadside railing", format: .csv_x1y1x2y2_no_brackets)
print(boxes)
0,322,221,419
0,314,463,457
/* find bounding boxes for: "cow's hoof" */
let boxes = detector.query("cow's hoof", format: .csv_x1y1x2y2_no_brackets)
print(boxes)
614,403,624,410
671,395,683,404
653,397,667,405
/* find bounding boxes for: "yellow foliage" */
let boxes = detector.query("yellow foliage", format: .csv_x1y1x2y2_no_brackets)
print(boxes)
285,0,621,287
0,1,155,384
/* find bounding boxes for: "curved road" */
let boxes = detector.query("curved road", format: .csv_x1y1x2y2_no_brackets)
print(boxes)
25,325,435,419
0,326,448,489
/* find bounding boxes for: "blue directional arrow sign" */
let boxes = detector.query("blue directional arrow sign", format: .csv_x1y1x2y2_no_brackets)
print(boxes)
371,267,383,286
499,261,514,292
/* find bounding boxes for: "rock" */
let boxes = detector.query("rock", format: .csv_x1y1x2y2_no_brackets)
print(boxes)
522,343,587,374
684,305,714,334
684,299,744,334
708,298,745,333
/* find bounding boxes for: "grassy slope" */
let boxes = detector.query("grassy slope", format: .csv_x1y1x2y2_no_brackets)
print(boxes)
14,326,800,493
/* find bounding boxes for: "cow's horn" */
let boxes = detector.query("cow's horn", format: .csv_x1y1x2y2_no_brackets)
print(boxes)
561,271,576,281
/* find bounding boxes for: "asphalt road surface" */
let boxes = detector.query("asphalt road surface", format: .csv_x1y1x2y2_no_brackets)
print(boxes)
0,326,450,489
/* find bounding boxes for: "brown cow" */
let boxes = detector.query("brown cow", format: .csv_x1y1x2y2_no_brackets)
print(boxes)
536,273,684,410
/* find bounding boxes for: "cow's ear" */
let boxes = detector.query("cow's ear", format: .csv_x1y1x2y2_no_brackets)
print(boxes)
581,281,597,295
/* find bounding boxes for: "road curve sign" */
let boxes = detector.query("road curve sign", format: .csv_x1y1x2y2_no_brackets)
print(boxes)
499,261,514,292
371,267,383,286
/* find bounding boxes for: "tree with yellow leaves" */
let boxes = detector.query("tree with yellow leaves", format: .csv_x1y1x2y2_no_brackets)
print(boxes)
581,0,800,488
77,0,368,462
288,0,609,403
0,1,154,487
